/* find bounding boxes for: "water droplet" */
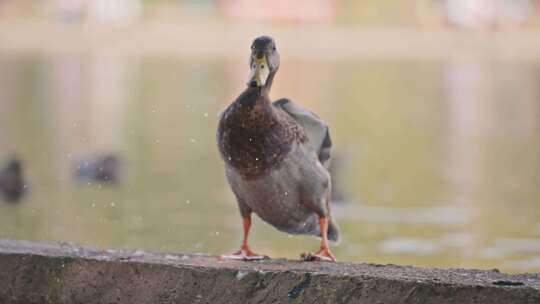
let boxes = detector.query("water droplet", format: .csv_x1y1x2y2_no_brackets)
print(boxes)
203,113,208,118
186,200,190,204
110,202,115,207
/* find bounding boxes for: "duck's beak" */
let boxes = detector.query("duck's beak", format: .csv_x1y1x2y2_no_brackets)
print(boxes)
248,53,270,87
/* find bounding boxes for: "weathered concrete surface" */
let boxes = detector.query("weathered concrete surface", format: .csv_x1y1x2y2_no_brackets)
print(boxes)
0,239,539,304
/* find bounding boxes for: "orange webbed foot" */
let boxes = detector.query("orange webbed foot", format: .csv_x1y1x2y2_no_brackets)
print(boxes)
301,247,336,262
219,246,269,261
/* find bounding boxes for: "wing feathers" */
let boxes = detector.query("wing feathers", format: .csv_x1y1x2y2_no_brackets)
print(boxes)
274,98,332,168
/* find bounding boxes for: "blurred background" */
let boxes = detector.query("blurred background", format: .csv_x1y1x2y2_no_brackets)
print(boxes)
1,0,540,273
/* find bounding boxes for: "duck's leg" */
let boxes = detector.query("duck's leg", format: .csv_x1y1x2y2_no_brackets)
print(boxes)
220,216,268,261
302,216,336,262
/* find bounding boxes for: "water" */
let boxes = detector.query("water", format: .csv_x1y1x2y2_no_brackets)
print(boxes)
0,52,539,273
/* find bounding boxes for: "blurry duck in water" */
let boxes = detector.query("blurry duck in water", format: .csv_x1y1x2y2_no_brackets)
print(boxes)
328,153,349,204
75,154,121,184
0,158,27,203
217,36,339,261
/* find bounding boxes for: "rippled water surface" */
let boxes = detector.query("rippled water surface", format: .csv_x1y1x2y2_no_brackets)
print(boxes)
0,53,539,273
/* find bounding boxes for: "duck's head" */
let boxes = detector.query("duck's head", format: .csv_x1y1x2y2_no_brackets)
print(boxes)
248,36,280,88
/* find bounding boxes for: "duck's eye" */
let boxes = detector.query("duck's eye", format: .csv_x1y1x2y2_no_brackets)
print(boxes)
272,46,276,51
261,65,265,69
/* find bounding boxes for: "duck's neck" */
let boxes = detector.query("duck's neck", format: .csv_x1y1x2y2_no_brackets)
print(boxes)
239,72,276,108
262,71,276,95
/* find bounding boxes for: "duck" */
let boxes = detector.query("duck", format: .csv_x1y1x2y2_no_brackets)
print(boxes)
75,154,121,184
0,158,27,203
328,152,349,204
217,36,339,261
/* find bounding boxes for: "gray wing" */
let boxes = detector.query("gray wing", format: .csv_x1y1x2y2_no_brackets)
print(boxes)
274,98,332,168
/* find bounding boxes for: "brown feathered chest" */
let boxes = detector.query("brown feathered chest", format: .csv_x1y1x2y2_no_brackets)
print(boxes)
217,91,307,180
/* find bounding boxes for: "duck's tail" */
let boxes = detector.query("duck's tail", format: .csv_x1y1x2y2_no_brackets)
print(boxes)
327,218,340,243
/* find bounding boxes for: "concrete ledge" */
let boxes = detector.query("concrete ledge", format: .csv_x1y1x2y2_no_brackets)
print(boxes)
0,239,539,304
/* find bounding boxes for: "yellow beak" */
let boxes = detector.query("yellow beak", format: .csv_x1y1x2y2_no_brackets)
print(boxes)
248,54,270,87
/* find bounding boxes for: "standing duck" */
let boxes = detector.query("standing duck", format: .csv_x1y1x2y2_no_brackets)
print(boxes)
0,158,27,203
217,36,339,261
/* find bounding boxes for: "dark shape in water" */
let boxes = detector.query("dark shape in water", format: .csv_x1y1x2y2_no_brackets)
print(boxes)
328,152,349,204
0,158,27,203
75,154,122,184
